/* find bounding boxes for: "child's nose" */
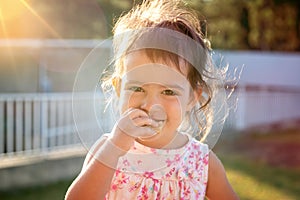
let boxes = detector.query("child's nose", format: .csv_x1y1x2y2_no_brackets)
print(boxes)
140,93,160,112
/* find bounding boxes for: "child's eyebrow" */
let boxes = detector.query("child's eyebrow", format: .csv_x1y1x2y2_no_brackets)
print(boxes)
125,80,185,91
164,84,185,91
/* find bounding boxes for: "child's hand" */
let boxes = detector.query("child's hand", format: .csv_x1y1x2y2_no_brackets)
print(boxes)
109,108,158,151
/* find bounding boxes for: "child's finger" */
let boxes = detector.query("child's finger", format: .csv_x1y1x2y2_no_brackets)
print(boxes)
116,108,154,138
116,119,157,139
125,108,159,127
132,117,159,127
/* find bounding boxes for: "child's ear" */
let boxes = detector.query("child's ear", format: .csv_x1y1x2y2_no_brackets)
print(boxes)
112,76,121,97
187,87,202,111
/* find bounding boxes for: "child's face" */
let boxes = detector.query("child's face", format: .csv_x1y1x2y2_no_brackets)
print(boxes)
117,51,196,145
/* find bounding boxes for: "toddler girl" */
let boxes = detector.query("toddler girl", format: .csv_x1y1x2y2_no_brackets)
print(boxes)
66,0,239,199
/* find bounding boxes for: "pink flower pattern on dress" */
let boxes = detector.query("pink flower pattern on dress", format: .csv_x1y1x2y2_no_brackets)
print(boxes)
105,136,209,200
110,170,129,191
123,159,130,166
143,171,154,179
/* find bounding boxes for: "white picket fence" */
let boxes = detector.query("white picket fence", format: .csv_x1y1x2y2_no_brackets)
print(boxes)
0,93,66,156
0,93,111,158
235,86,300,130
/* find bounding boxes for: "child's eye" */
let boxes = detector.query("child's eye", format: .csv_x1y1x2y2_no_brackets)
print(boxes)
129,86,144,92
162,89,177,96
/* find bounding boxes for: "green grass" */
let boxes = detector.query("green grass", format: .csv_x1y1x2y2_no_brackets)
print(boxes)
0,179,74,200
218,153,300,200
0,153,299,200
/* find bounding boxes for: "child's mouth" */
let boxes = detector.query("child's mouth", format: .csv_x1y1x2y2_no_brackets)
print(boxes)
144,104,167,134
141,119,165,134
139,119,165,141
151,119,165,133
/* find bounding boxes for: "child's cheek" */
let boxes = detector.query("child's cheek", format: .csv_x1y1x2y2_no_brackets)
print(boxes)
175,96,190,118
118,91,130,113
118,91,139,113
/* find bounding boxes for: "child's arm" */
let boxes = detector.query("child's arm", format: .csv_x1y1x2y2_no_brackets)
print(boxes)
206,151,239,200
64,134,128,200
65,108,157,200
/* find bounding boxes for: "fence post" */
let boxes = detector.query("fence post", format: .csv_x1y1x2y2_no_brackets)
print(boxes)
64,96,72,146
15,97,24,153
24,96,32,153
49,96,57,148
57,96,65,146
33,96,41,150
6,98,14,154
0,97,4,154
41,95,48,152
235,86,246,130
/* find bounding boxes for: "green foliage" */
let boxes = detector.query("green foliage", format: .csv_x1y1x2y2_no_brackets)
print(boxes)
187,0,299,51
95,0,300,51
96,0,133,32
246,0,299,51
188,0,248,50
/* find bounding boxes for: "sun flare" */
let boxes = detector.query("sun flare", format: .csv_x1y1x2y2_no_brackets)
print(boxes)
0,0,25,21
0,0,61,38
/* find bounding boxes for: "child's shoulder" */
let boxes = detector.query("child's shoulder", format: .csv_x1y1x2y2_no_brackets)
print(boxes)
187,135,209,151
82,134,110,169
182,135,210,160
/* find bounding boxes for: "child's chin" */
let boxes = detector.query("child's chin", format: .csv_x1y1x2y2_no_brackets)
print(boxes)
138,131,160,140
137,130,163,143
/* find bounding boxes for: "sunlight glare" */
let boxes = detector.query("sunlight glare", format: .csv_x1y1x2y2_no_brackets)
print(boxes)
0,0,25,21
19,0,62,38
0,5,16,67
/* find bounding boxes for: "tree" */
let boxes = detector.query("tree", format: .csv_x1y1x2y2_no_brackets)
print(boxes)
95,0,300,51
188,0,248,50
247,0,299,51
189,0,300,51
96,0,135,35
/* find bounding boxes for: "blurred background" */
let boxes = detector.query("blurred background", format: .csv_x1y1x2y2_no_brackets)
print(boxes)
0,0,299,199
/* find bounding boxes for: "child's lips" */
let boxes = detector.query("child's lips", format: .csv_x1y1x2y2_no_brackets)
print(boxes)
150,119,165,133
146,104,167,133
139,117,166,140
141,118,165,133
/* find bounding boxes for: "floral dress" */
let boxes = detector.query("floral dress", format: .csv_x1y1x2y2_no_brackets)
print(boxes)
105,134,209,200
